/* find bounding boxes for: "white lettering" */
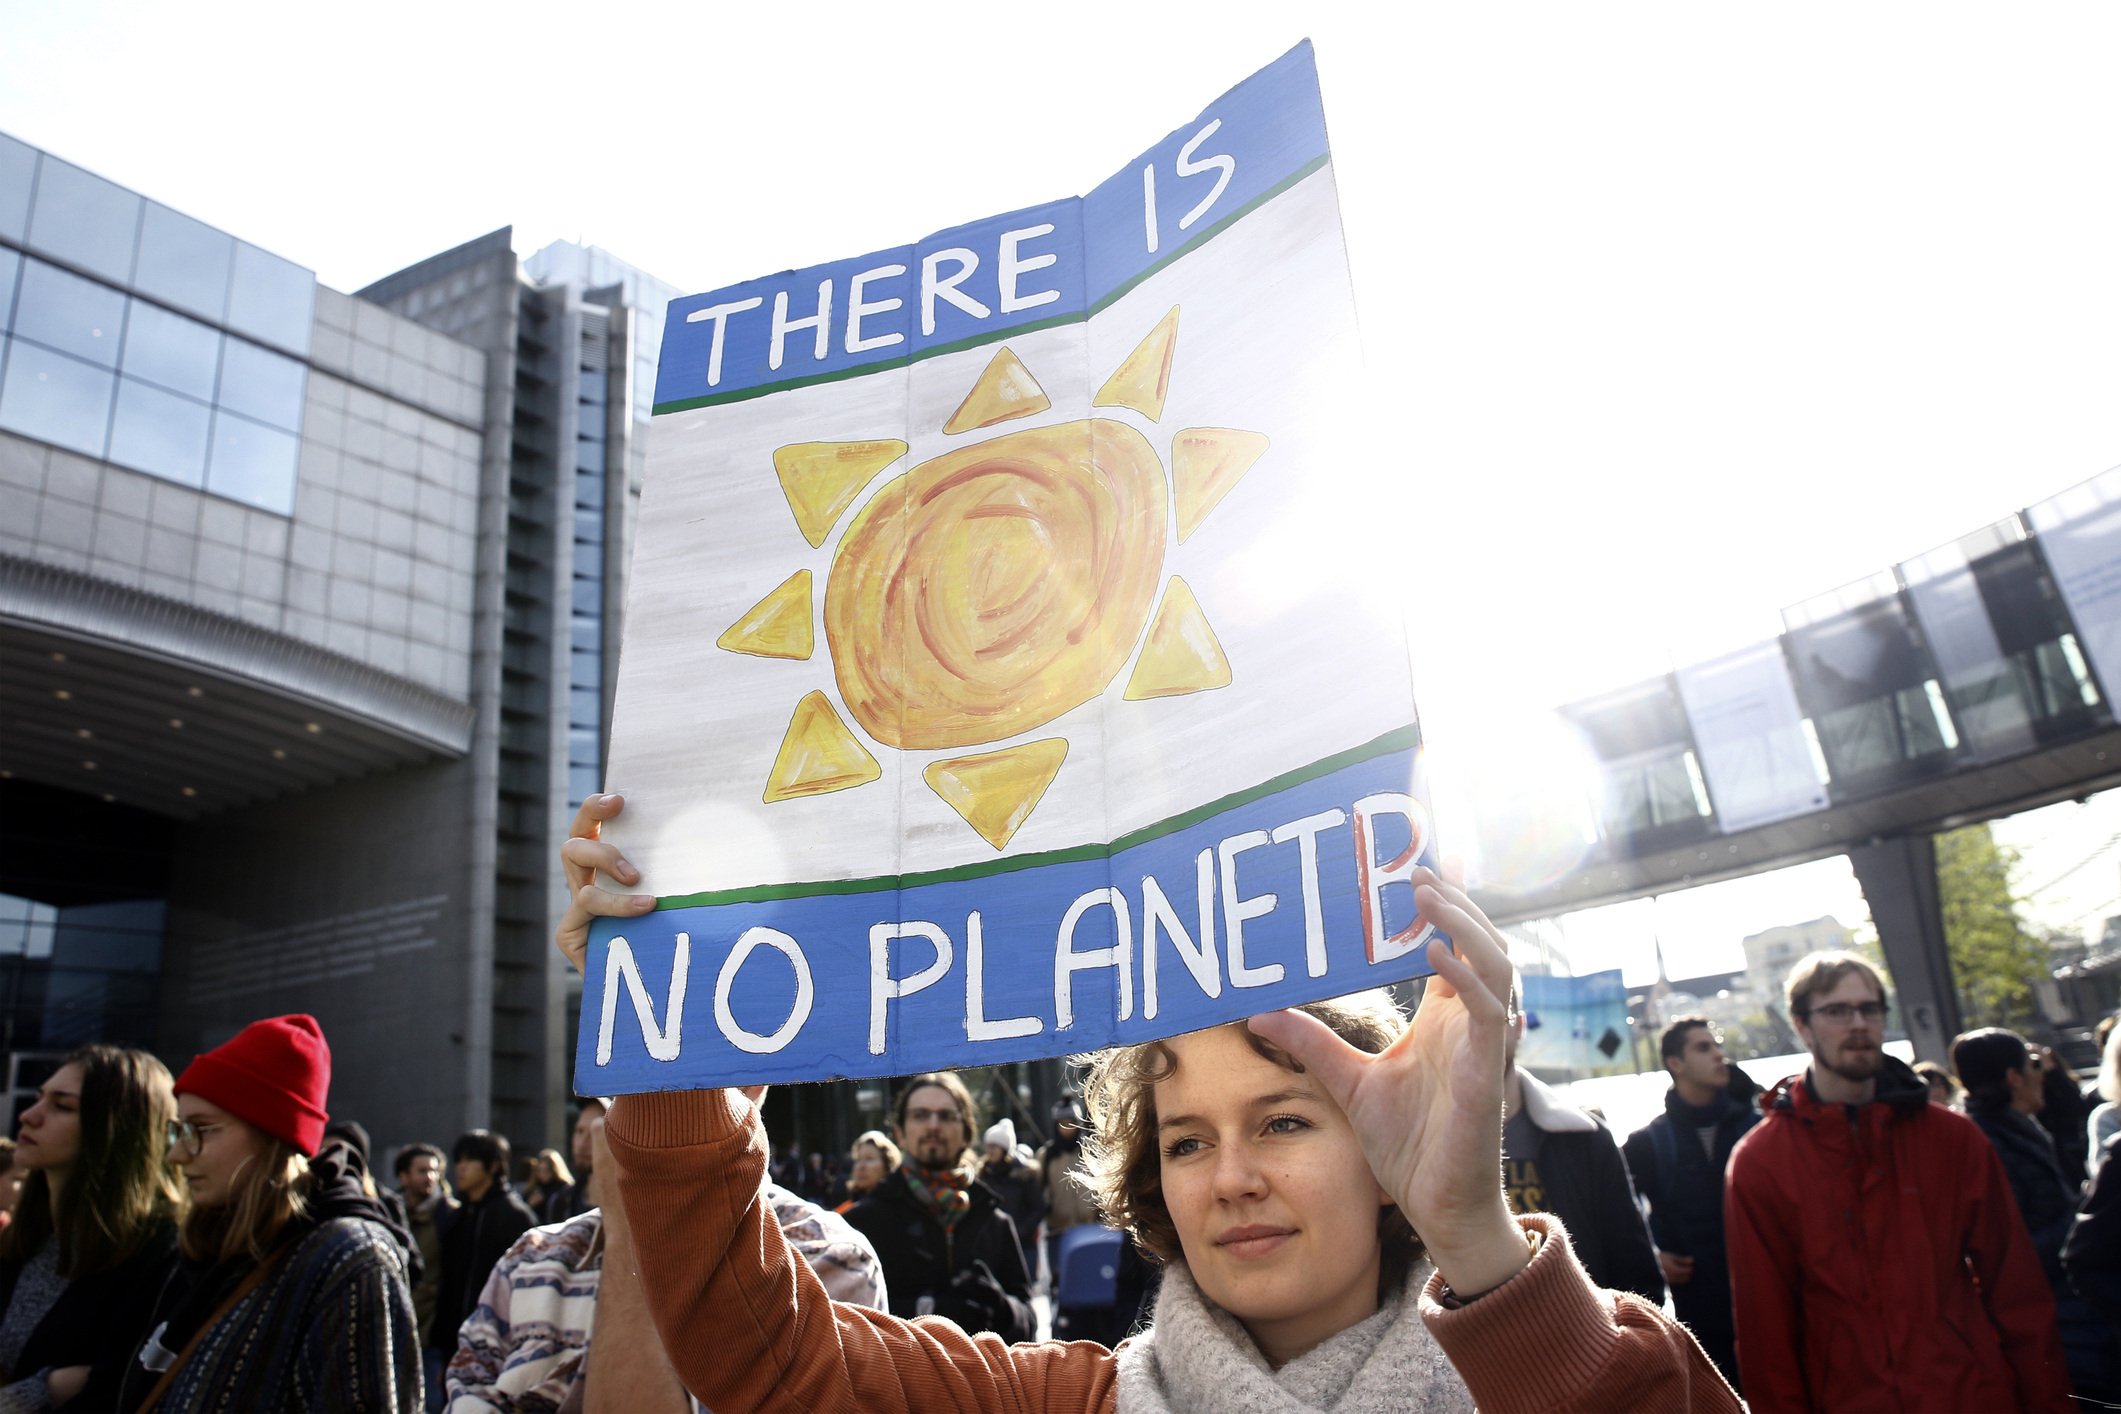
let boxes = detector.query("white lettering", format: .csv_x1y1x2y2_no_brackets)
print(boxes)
684,297,764,388
1218,830,1283,988
845,264,907,354
965,910,1041,1042
712,927,814,1055
868,921,953,1055
1272,809,1347,979
1142,164,1159,254
1176,119,1236,232
1054,888,1133,1029
596,933,689,1065
769,279,834,372
1352,793,1433,963
1141,849,1219,1020
997,224,1060,314
920,248,989,335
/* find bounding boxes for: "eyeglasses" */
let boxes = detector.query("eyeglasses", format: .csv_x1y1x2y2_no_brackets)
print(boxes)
1805,1001,1889,1025
905,1108,962,1127
165,1117,222,1160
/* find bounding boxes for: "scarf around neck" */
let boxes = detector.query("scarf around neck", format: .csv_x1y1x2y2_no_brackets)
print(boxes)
901,1163,972,1234
1114,1262,1471,1414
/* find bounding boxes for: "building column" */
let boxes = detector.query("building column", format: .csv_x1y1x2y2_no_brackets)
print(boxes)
1847,834,1963,1066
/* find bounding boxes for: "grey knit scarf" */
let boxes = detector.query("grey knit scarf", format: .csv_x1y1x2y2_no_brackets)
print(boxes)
1113,1263,1473,1413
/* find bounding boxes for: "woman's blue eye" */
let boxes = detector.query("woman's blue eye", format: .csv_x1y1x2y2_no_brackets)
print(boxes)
1163,1136,1205,1159
1265,1115,1309,1136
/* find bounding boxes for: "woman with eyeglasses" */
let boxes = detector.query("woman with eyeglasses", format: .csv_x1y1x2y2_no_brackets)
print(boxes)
558,793,1738,1412
113,1014,420,1413
0,1045,182,1411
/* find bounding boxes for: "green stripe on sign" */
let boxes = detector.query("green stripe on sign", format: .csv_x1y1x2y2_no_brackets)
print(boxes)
650,719,1418,911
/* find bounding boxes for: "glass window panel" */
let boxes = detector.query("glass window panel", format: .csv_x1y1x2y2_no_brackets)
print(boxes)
107,377,210,487
570,686,601,724
26,157,140,284
571,648,601,691
569,765,601,806
0,134,34,245
133,202,233,321
574,541,603,578
578,401,607,440
14,259,125,367
224,242,314,355
0,342,113,456
0,246,19,329
206,410,297,514
569,726,601,767
575,437,604,475
571,617,600,653
121,299,219,400
571,579,599,615
575,505,604,543
217,336,306,431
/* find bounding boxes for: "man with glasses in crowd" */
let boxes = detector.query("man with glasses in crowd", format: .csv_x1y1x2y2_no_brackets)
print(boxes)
845,1071,1037,1342
1725,950,2074,1412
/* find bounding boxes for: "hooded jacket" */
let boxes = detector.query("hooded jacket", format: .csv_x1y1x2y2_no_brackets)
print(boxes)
1725,1054,2074,1413
1507,1071,1664,1304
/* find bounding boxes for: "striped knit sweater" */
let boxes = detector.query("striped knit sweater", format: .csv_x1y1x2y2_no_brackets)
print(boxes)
141,1215,418,1413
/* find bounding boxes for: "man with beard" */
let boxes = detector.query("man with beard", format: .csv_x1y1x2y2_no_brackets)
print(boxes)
845,1072,1036,1342
1726,951,2073,1412
1623,1017,1759,1392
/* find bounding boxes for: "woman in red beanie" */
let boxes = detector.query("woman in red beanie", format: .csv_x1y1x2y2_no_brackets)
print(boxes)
0,1045,182,1410
114,1014,420,1413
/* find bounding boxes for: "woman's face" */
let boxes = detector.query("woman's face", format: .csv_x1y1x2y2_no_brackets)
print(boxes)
850,1143,885,1193
16,1062,85,1176
1154,1024,1390,1367
175,1095,270,1209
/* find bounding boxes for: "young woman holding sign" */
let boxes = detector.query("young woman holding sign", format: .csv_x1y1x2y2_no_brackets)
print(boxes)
559,793,1737,1411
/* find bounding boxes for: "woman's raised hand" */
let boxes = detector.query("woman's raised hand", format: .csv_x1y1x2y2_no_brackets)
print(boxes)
556,793,656,974
1247,868,1528,1297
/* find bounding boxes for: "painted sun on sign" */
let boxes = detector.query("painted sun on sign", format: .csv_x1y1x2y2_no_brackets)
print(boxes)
714,307,1271,850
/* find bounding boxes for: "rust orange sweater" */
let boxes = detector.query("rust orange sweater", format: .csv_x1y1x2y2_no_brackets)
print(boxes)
607,1090,1740,1413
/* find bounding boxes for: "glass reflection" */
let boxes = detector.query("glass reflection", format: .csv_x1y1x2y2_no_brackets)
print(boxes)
225,241,314,355
0,133,33,244
108,377,211,487
121,299,220,401
0,246,18,329
134,202,233,321
26,157,140,284
0,342,114,456
14,259,126,367
205,410,297,513
216,336,306,431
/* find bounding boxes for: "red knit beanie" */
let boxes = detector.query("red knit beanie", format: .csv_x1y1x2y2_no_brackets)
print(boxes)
174,1014,332,1156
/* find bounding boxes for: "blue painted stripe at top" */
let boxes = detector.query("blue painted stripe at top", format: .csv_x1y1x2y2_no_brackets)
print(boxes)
574,735,1439,1093
653,41,1330,411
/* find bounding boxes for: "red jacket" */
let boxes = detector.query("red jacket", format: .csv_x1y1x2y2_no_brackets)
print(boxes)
1725,1057,2074,1412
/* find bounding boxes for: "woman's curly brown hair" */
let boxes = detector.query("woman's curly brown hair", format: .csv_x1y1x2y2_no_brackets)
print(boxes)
1077,989,1423,1284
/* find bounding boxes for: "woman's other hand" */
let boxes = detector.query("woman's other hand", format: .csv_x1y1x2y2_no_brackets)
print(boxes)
1247,868,1528,1298
556,793,656,974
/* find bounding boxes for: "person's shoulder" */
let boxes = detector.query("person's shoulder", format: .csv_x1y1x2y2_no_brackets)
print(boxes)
291,1215,411,1285
495,1209,605,1277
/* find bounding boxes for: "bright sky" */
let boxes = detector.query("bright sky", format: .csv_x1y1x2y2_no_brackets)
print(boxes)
7,2,2118,984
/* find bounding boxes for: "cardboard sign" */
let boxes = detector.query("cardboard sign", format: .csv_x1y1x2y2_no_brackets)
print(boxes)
578,41,1438,1092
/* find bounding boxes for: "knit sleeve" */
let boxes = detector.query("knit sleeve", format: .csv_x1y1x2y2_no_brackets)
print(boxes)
1419,1214,1739,1413
0,1373,56,1414
607,1090,1117,1414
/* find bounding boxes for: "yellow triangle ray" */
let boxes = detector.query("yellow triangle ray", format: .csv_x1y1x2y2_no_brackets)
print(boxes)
923,738,1069,851
942,347,1051,435
1093,306,1180,421
773,440,907,548
1172,428,1269,543
717,569,813,660
1124,577,1232,701
763,691,882,803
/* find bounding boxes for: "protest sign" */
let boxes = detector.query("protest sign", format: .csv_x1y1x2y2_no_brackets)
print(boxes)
578,40,1439,1092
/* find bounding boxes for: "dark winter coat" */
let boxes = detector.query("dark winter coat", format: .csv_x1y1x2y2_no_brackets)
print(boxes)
1725,1055,2075,1413
845,1168,1035,1342
979,1156,1045,1254
1970,1100,2115,1402
116,1145,419,1413
1509,1072,1664,1304
0,1218,179,1412
1621,1085,1759,1387
430,1178,538,1350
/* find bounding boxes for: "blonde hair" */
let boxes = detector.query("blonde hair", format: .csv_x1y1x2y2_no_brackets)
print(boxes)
180,1134,310,1266
851,1130,902,1172
1079,989,1420,1282
2099,1023,2121,1105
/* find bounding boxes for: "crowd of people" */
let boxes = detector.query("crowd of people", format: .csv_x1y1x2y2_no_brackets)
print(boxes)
6,794,2120,1410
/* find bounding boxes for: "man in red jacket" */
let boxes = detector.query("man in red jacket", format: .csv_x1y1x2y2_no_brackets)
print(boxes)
1725,950,2074,1412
